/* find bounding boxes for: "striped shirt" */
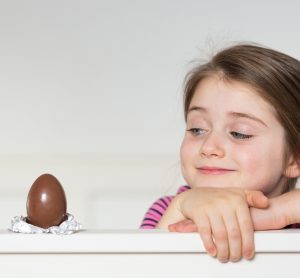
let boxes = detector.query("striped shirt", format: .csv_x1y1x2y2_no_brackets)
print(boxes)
140,185,190,229
140,185,300,229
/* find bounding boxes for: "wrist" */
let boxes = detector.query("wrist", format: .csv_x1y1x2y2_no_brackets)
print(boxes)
281,189,300,225
156,193,187,229
175,189,194,219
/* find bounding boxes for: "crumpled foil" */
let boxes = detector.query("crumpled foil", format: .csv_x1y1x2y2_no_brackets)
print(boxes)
9,213,82,235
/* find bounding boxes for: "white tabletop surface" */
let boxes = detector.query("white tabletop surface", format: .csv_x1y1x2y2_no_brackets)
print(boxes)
1,229,300,253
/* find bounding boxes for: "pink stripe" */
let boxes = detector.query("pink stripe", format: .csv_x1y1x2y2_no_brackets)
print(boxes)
140,185,191,229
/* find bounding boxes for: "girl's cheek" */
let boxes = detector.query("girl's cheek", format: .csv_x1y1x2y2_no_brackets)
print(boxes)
180,138,197,162
180,141,193,185
180,139,197,180
234,144,264,173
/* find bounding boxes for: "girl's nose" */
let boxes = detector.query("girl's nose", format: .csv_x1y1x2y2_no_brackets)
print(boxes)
200,132,225,158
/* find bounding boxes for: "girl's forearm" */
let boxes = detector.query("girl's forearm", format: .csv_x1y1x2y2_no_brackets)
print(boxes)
250,189,300,230
279,189,300,225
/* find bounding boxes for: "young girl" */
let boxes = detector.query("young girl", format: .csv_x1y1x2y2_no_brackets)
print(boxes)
140,43,300,263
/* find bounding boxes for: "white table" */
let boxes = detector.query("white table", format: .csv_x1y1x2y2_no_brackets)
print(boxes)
0,229,299,277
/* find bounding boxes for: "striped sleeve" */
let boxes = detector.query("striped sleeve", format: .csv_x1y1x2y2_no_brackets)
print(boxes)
176,185,191,194
140,185,191,229
139,196,174,229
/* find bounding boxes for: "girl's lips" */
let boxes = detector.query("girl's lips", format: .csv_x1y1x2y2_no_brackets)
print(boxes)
198,167,235,175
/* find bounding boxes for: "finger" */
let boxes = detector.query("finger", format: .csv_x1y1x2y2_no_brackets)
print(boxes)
245,190,269,208
222,212,242,262
209,213,229,263
194,213,216,257
169,220,183,232
177,220,198,232
168,223,177,232
169,220,192,232
169,219,197,233
236,204,255,260
168,221,182,232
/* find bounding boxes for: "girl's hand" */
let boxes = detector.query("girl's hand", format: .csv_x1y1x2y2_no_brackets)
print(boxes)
169,189,270,232
157,187,269,263
171,189,300,233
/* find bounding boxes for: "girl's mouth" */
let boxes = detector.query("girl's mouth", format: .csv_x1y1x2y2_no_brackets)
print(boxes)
198,167,235,175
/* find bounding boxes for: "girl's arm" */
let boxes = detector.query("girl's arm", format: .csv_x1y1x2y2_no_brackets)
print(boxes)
250,189,300,230
156,187,268,263
169,189,300,242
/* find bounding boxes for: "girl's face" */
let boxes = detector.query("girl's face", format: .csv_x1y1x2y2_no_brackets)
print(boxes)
180,76,292,197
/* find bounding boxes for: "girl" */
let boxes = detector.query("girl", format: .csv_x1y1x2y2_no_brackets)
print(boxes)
140,43,300,263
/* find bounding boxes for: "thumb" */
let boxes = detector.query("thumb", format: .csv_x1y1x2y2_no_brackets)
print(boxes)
245,190,269,208
168,219,197,233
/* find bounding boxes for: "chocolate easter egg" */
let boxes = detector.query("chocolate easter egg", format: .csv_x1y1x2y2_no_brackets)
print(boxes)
26,173,67,229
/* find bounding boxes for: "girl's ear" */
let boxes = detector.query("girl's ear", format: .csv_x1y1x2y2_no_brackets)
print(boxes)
284,156,300,178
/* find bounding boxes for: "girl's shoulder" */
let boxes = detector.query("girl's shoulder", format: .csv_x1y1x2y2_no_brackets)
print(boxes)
176,185,191,194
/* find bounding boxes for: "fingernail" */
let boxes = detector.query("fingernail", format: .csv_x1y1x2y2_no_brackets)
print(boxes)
168,224,175,232
207,247,217,257
244,250,254,260
219,257,229,263
231,256,241,262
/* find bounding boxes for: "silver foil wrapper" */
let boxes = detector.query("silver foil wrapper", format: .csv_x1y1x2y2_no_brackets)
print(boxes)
9,213,82,235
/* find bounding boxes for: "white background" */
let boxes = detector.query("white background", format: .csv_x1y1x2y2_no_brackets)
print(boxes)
0,0,299,229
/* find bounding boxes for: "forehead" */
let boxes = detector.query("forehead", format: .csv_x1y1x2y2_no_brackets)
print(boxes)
189,76,278,120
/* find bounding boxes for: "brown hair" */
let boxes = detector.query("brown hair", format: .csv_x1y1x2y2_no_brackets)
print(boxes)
183,44,300,192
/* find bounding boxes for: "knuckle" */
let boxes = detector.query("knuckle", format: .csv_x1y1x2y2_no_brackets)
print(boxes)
236,196,247,205
239,216,253,228
230,187,244,196
228,227,240,240
214,230,227,242
198,225,211,236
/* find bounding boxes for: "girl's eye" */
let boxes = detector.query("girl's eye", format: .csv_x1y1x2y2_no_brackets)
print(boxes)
230,131,253,140
187,128,206,136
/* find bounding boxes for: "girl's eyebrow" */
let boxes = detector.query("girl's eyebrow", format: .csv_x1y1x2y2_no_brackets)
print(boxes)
229,112,268,127
188,106,206,113
187,106,268,127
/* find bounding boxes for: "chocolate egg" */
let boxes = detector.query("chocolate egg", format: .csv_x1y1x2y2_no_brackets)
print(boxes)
26,173,67,229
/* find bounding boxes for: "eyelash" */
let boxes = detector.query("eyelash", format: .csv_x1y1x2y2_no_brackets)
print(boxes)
230,131,253,140
187,128,206,136
187,129,253,140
